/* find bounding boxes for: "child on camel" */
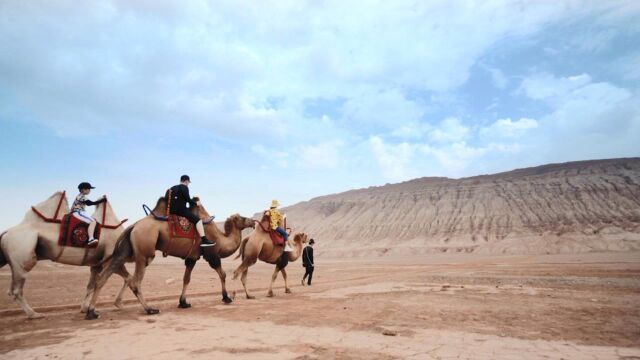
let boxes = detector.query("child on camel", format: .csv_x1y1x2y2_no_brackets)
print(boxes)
71,182,106,246
266,199,293,252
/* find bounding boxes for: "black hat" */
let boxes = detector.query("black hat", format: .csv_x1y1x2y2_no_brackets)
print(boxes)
180,175,191,182
309,238,315,245
78,182,95,190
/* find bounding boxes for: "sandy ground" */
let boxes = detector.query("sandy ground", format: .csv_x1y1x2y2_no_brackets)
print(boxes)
1,252,639,359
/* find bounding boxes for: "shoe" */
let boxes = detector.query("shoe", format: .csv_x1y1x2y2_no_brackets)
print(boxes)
87,238,98,246
200,238,216,247
284,243,293,252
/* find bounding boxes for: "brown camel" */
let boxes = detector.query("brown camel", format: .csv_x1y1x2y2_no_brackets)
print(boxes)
232,213,308,299
0,191,129,319
85,197,254,319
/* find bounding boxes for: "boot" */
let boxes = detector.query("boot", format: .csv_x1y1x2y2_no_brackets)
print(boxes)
200,237,216,247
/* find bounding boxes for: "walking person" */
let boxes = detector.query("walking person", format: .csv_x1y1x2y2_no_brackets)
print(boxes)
301,239,315,286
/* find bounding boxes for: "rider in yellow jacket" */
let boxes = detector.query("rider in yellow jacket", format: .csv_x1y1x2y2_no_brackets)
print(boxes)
266,199,293,252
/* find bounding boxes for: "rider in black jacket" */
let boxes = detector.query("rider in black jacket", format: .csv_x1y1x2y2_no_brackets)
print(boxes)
167,175,215,247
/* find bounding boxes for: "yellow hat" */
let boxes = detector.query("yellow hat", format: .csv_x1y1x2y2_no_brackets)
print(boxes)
270,199,280,208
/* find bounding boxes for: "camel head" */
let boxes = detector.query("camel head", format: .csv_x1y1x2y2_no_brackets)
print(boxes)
292,232,308,245
224,213,256,235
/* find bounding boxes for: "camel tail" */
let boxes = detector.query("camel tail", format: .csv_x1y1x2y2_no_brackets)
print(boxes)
106,225,135,268
234,237,249,260
0,231,7,268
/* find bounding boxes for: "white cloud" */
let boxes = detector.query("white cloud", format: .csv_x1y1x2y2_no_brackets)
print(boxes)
519,73,592,101
369,136,415,181
250,144,289,168
482,65,508,89
428,117,470,143
480,118,538,138
341,89,425,130
297,141,343,170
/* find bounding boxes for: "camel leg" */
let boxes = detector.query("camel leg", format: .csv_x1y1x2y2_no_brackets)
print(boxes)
8,258,42,319
129,258,159,315
204,252,231,304
240,269,255,299
282,268,292,294
85,258,120,319
232,259,255,300
178,258,196,308
113,264,132,310
4,232,42,319
204,253,231,304
80,266,101,313
267,266,280,297
212,265,232,304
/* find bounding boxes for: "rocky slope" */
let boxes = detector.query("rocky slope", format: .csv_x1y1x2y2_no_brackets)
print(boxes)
281,158,640,257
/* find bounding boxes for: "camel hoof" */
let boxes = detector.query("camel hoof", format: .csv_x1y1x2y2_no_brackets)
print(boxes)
146,308,160,315
267,291,274,298
114,300,124,310
285,288,292,294
85,309,100,320
80,307,88,314
222,295,233,304
178,300,191,309
246,295,256,300
28,312,45,320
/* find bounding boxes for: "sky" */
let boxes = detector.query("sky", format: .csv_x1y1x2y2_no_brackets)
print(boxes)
1,0,639,229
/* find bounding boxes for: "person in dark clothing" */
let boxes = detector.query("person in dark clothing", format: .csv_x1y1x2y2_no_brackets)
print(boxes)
167,175,215,247
301,238,315,286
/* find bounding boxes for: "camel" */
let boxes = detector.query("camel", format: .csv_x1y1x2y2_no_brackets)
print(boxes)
232,213,308,299
85,197,254,319
0,191,129,319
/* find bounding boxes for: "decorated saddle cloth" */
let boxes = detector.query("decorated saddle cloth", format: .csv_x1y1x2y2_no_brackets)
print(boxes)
58,213,101,248
159,215,200,258
168,215,198,239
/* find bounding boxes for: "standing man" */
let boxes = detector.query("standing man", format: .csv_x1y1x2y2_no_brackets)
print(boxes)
301,238,315,286
167,175,215,247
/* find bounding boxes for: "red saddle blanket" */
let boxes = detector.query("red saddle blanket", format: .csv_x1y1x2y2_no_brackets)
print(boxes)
269,230,285,246
168,215,198,239
58,214,101,248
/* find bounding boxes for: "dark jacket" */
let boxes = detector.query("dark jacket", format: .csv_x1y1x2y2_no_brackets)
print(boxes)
168,184,197,213
302,245,314,267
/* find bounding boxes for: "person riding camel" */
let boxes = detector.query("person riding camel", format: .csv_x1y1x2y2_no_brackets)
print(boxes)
167,175,215,247
71,182,106,246
265,199,293,252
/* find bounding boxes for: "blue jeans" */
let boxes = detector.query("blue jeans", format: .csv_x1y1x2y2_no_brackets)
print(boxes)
275,227,288,241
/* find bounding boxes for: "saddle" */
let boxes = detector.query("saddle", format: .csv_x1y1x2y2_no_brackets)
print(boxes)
263,215,289,246
143,190,208,259
58,214,101,248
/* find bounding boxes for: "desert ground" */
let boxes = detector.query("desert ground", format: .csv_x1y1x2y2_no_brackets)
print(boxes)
1,252,639,359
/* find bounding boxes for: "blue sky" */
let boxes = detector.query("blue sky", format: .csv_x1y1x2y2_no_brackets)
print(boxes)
1,1,639,229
